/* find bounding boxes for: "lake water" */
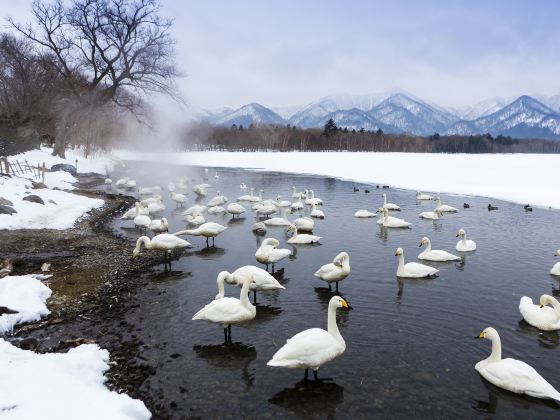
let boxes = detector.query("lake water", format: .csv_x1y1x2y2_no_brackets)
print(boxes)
111,161,560,419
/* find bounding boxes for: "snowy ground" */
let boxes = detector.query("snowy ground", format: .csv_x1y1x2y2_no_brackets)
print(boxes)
0,340,151,420
1,147,119,230
115,150,560,209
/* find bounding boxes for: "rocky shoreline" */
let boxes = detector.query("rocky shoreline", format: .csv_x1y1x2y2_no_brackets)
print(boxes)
0,179,170,418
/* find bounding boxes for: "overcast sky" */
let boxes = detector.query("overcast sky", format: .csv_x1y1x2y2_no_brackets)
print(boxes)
2,0,560,110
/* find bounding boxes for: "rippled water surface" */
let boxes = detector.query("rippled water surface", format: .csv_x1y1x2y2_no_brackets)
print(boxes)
112,161,560,418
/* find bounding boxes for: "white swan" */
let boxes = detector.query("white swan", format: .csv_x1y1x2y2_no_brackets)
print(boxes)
314,252,350,292
255,238,291,270
149,217,169,234
419,209,443,220
354,209,376,218
184,212,205,226
418,237,460,261
227,203,246,218
192,275,256,342
519,295,560,331
267,295,352,380
183,205,207,216
305,190,323,206
170,192,187,207
475,327,560,401
147,199,165,214
115,177,130,187
310,203,325,219
256,204,277,217
263,209,291,226
133,203,151,230
239,183,247,191
395,247,438,278
252,222,267,235
121,202,148,219
194,184,208,197
207,205,226,214
455,228,476,252
290,196,304,212
286,224,321,245
237,188,259,202
131,232,192,264
167,181,176,192
416,191,434,200
550,250,560,276
208,192,228,207
219,266,285,302
214,171,219,179
179,222,227,246
291,186,306,199
435,196,458,213
275,195,291,207
293,216,314,232
140,195,162,206
383,193,401,211
124,179,137,190
139,186,162,195
377,208,411,228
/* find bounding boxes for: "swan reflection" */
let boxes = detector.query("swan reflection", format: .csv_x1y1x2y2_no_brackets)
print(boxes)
269,380,344,417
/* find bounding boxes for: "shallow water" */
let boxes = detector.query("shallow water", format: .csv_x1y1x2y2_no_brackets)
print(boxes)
112,162,560,419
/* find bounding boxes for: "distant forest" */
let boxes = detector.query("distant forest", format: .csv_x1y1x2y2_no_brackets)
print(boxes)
182,119,560,153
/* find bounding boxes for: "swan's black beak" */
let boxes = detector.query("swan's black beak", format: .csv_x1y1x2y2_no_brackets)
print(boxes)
456,234,460,237
475,332,485,339
540,305,544,308
341,299,353,310
419,242,423,247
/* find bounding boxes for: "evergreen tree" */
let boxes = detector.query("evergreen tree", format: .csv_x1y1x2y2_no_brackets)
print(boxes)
323,118,338,136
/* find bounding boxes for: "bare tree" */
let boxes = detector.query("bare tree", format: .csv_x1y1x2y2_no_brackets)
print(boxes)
9,0,180,157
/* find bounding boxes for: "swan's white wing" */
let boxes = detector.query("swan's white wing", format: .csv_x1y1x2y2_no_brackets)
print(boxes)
481,359,560,401
314,263,337,279
152,234,190,249
268,328,344,368
233,266,284,290
269,249,291,262
422,250,460,261
405,262,438,277
192,298,253,323
519,298,560,330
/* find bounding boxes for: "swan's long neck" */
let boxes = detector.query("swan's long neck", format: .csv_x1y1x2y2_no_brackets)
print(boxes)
383,194,387,206
488,335,502,362
216,272,227,299
134,236,151,252
461,233,467,245
397,253,405,275
239,276,253,307
425,240,432,252
546,296,560,316
327,302,343,342
134,203,141,217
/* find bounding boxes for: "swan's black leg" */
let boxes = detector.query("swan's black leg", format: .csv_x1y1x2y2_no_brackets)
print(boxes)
313,370,318,381
336,282,339,293
206,237,209,247
265,263,269,271
328,283,332,291
212,237,215,247
227,325,232,342
272,263,275,273
253,290,257,304
304,368,309,381
223,328,228,343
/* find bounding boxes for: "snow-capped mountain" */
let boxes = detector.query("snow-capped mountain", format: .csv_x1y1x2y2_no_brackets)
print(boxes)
202,92,560,139
213,103,286,127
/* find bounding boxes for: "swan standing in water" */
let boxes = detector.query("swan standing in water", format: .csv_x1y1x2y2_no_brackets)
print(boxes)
149,217,169,234
193,275,256,343
314,252,350,292
207,205,226,215
179,222,227,246
218,266,285,303
194,184,208,197
416,191,434,200
310,203,325,219
519,295,560,331
475,327,560,401
267,296,352,381
354,209,376,218
455,228,476,251
131,232,192,266
382,193,401,211
435,196,458,213
395,248,438,278
286,224,321,244
170,192,188,207
227,202,246,218
377,208,411,228
184,212,205,226
255,238,291,271
550,250,560,276
418,237,460,261
419,209,443,220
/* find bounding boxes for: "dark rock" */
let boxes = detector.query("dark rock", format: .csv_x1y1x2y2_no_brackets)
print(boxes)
0,306,18,315
51,163,77,175
22,194,44,205
0,197,14,206
19,337,39,351
31,181,47,189
48,199,57,205
0,204,17,214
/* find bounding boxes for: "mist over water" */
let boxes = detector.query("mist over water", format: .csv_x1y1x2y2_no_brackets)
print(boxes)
112,161,560,418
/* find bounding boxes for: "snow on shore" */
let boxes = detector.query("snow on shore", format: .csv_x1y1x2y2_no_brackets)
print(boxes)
115,150,560,209
0,275,52,335
0,340,151,420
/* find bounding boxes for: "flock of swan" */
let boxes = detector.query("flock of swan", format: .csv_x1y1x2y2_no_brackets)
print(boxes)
110,173,560,402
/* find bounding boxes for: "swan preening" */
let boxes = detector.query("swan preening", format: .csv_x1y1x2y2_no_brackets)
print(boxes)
475,327,560,402
267,296,352,380
519,295,560,331
354,209,376,218
227,202,246,218
252,222,267,235
314,252,350,292
218,266,285,303
131,232,192,265
418,237,460,262
293,216,314,232
149,217,169,234
395,247,438,278
455,228,476,252
193,274,256,343
550,250,560,276
255,238,291,271
286,224,321,244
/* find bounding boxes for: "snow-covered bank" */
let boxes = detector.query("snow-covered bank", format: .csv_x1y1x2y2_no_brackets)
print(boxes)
0,340,151,420
0,275,52,335
115,150,560,209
